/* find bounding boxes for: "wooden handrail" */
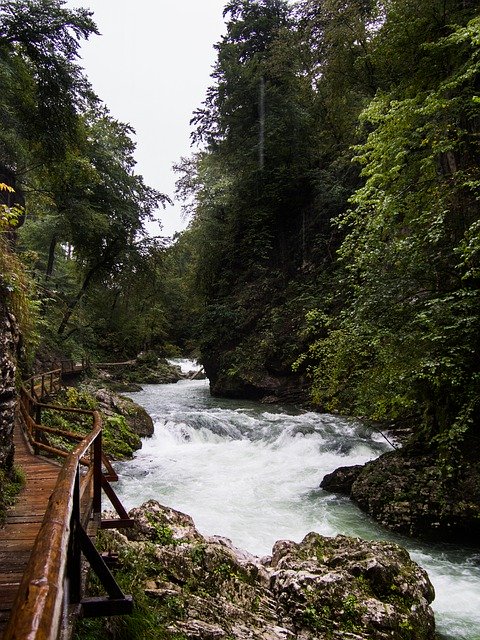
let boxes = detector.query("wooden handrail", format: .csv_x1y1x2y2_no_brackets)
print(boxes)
95,360,135,367
4,370,134,639
3,425,101,640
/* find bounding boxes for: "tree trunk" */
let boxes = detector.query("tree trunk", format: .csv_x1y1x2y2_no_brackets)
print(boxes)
57,265,98,336
45,235,57,281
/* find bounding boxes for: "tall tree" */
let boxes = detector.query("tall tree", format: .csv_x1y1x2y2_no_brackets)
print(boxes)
181,0,381,396
302,1,480,456
0,0,98,165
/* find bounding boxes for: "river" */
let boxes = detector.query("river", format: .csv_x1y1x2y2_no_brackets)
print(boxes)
115,365,480,640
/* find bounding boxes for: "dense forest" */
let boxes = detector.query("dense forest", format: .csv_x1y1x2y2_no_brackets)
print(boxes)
177,0,480,464
1,0,480,534
0,0,198,365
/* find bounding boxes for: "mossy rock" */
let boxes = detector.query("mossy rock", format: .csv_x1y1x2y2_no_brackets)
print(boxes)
41,387,142,460
76,501,436,640
325,448,480,544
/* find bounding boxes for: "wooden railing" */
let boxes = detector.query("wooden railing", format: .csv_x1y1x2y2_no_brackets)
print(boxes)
27,367,62,401
59,357,89,376
4,370,134,639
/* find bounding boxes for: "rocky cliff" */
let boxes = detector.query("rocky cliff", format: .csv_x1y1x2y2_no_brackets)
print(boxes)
0,295,20,515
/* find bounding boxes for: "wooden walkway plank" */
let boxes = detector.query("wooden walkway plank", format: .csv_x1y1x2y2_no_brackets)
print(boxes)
0,424,60,637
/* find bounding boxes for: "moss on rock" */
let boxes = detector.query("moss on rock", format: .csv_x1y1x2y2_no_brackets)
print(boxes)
322,448,480,544
74,501,436,640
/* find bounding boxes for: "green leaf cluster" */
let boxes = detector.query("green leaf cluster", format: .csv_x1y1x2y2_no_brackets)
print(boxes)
303,4,480,454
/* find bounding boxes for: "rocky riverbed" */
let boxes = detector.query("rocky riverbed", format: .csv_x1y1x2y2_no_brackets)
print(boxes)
93,500,436,640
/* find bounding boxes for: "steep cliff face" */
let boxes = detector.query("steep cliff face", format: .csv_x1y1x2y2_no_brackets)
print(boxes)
200,280,311,404
0,294,20,508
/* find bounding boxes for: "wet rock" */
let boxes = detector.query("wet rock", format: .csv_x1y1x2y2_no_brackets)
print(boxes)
128,500,205,544
322,449,480,544
0,299,19,516
209,371,306,404
106,381,144,393
101,500,436,640
93,353,185,387
204,353,306,404
269,533,434,638
109,393,154,437
320,465,363,494
82,384,154,438
123,352,184,384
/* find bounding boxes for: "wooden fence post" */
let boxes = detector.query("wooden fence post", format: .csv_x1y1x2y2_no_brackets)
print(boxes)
35,403,41,427
67,468,82,604
93,430,102,516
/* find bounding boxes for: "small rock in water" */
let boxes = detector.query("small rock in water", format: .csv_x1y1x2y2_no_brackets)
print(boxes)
102,500,436,640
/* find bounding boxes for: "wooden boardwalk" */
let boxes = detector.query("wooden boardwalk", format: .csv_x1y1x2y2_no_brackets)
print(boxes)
0,424,60,636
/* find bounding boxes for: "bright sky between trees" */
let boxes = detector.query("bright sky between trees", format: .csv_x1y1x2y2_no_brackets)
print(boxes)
65,0,227,237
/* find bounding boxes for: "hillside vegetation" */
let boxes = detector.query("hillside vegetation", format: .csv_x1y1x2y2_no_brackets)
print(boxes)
176,0,480,459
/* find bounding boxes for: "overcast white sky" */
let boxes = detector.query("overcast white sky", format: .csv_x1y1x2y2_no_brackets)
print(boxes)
65,0,227,237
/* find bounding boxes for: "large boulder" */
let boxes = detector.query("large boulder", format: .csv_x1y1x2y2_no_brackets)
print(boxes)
269,533,435,640
79,383,154,439
95,353,185,387
321,449,480,544
100,500,436,640
207,365,306,404
92,387,154,438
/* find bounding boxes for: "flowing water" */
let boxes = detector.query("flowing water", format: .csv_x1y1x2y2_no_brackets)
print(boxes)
115,363,480,640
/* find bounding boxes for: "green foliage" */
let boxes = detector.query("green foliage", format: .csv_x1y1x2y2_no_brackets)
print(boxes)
0,183,23,229
0,465,25,523
144,513,178,546
42,387,141,460
1,0,479,505
300,8,480,459
1,1,178,363
173,0,480,486
0,0,98,163
73,532,181,640
177,0,382,396
0,236,41,366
